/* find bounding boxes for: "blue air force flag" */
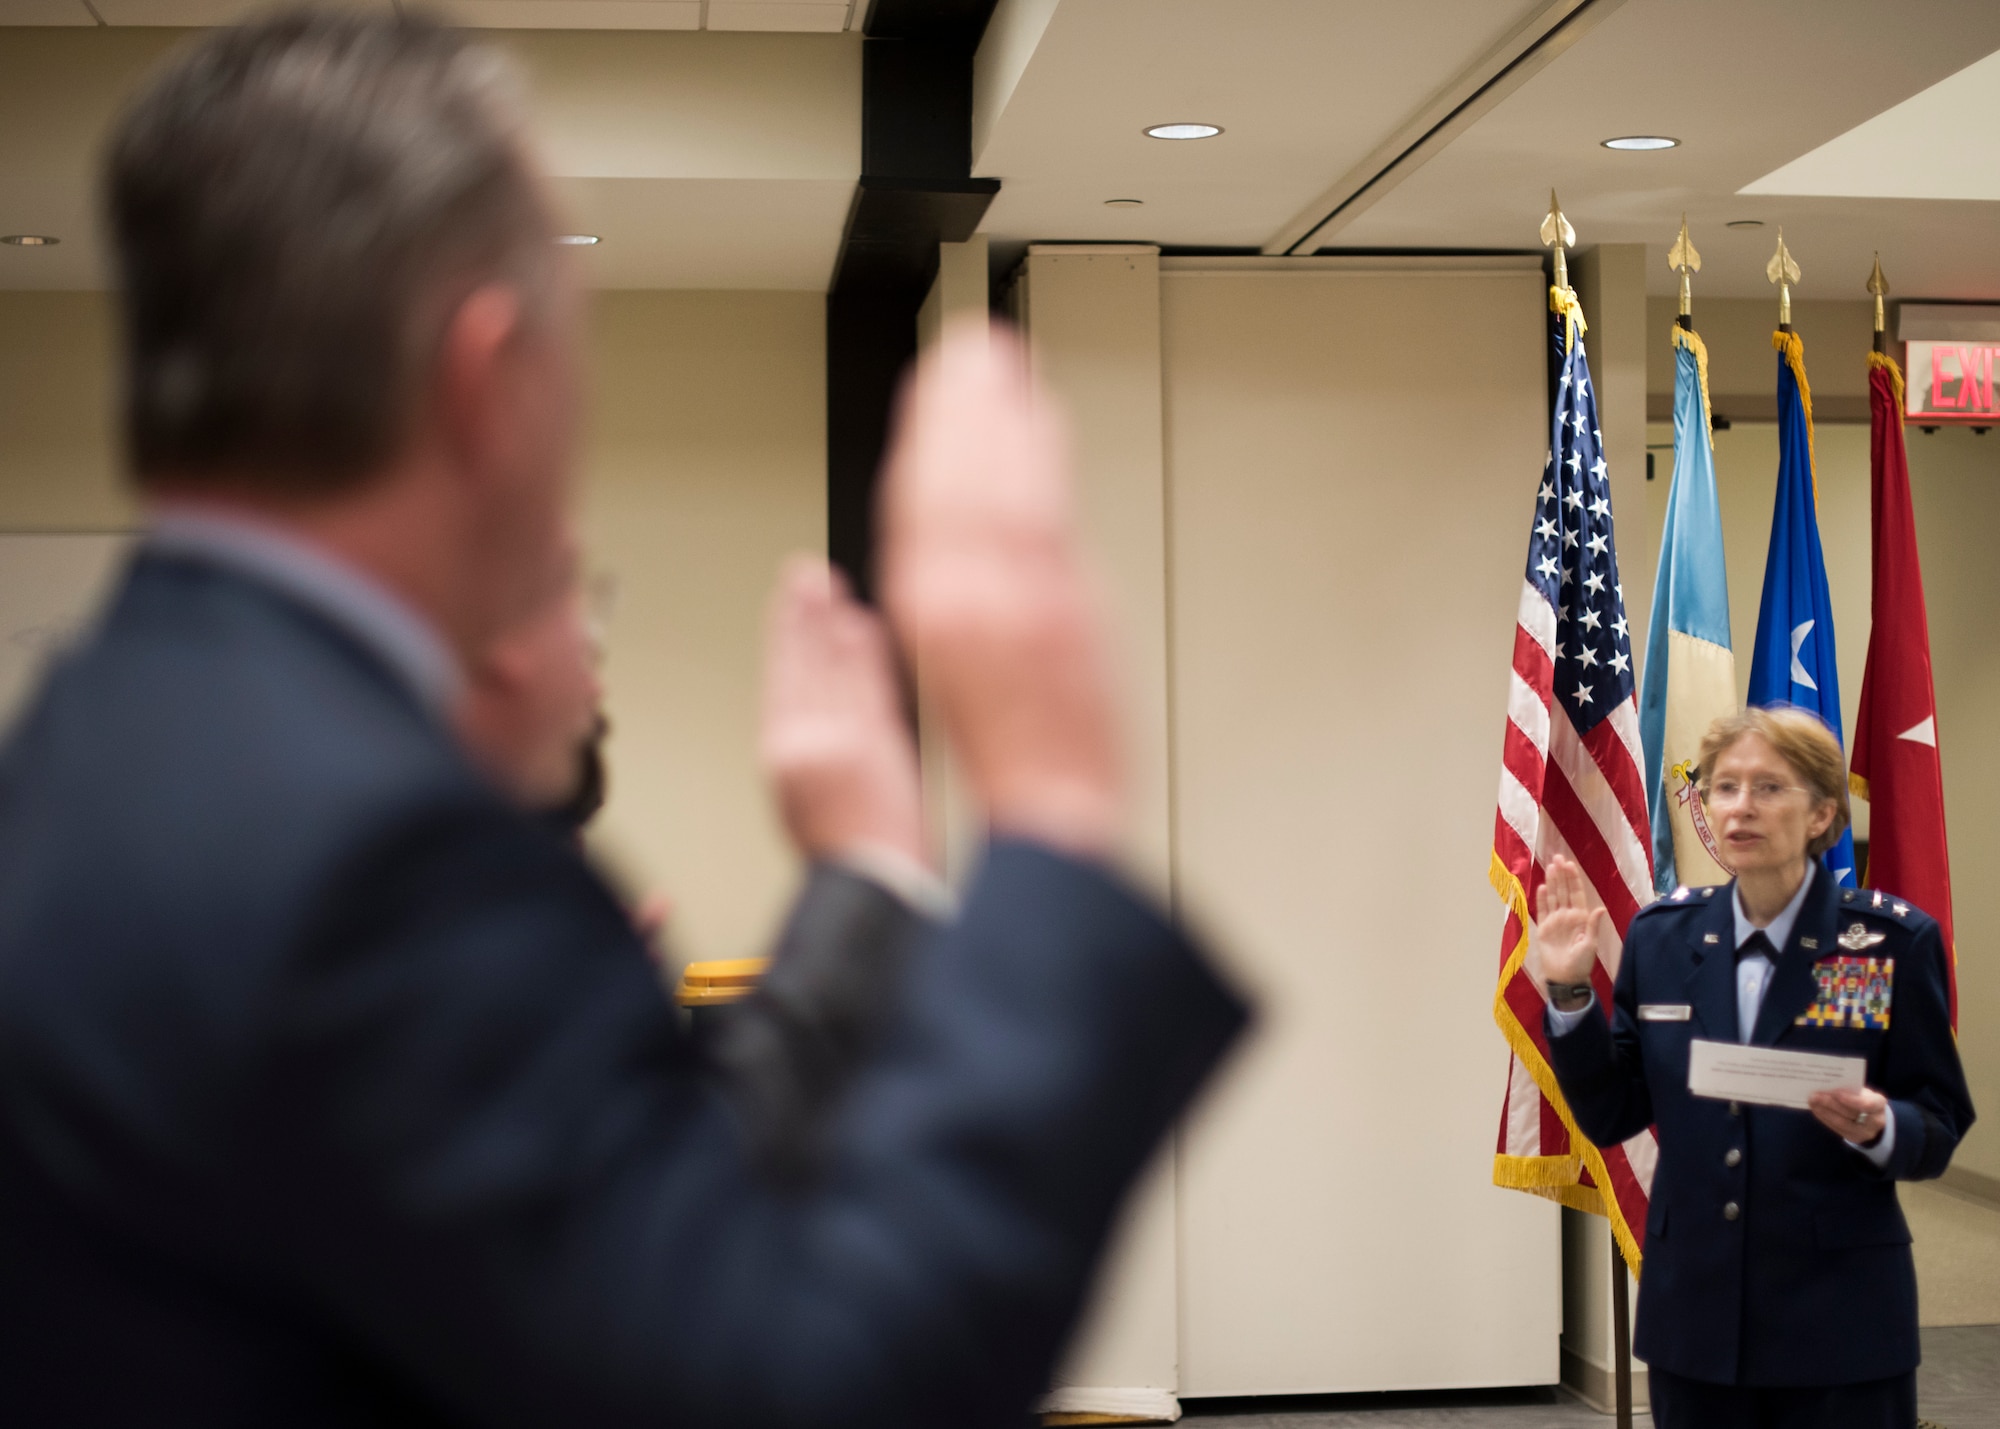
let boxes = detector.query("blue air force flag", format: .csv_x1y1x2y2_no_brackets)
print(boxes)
1746,330,1858,885
1638,326,1737,892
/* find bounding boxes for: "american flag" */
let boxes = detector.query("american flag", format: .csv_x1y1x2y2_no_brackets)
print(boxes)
1489,305,1658,1272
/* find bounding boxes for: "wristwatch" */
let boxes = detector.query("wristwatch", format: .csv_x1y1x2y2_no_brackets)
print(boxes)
1548,982,1595,1011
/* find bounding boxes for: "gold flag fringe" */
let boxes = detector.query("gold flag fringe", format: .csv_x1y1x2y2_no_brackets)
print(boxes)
1867,348,1906,410
1672,324,1713,436
1489,850,1646,1277
1772,328,1818,506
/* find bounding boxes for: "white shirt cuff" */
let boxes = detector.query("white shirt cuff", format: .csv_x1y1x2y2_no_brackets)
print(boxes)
1846,1107,1896,1169
1545,993,1596,1037
830,843,955,921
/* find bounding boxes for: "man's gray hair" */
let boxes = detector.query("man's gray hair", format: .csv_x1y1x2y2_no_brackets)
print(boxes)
108,8,555,490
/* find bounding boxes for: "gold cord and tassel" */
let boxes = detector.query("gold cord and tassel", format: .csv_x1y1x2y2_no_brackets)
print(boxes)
1541,189,1585,352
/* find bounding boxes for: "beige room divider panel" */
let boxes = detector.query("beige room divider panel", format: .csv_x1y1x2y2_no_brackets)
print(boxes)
1162,258,1563,1396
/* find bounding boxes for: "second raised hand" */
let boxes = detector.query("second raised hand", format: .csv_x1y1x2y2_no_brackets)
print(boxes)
877,318,1125,860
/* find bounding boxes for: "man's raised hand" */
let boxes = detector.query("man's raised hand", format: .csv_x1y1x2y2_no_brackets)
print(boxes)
878,319,1123,860
760,555,925,866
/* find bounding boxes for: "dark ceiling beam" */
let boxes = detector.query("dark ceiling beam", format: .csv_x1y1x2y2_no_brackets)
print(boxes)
826,0,1000,601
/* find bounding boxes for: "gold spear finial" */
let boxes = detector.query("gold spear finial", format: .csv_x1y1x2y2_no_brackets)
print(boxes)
1864,250,1880,344
1668,214,1701,324
1767,227,1801,329
1541,188,1576,293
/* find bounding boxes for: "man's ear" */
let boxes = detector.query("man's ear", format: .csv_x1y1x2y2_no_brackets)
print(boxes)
435,284,524,479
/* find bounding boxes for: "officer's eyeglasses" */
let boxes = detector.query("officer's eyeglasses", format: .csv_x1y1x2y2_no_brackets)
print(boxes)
1695,778,1809,809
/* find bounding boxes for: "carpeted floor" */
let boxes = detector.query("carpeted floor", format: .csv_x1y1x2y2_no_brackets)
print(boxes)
1174,1327,2000,1427
1908,1180,2000,1327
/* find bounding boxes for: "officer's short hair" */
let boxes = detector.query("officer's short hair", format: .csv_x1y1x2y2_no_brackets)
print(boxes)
107,8,554,492
1697,707,1852,857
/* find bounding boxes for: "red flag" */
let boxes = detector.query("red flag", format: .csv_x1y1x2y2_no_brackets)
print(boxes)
1850,353,1957,1028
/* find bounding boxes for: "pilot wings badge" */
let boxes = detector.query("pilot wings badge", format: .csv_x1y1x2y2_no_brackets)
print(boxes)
1838,922,1887,952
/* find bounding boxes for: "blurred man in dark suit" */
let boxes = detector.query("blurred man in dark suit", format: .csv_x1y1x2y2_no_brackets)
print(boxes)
459,550,954,1187
0,11,1245,1427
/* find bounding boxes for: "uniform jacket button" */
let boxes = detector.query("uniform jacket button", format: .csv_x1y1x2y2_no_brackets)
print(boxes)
1728,1101,1742,1116
1723,1201,1741,1221
1725,1148,1742,1168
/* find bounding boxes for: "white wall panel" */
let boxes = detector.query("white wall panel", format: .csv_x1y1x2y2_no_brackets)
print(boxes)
1160,259,1561,1396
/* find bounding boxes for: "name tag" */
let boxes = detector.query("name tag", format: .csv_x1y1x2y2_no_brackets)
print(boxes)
1638,1003,1692,1022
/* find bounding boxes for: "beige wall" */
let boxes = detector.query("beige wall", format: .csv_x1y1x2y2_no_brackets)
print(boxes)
578,290,823,968
1015,246,1180,1416
0,287,822,972
1160,258,1559,1396
1907,426,2000,1182
1646,296,1878,419
0,291,134,530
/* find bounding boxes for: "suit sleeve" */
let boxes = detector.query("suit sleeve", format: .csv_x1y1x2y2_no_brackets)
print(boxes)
261,802,1246,1429
1874,917,1974,1182
709,863,939,1187
1544,921,1655,1148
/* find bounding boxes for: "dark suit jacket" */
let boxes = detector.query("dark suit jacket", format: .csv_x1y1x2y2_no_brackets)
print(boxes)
711,864,939,1188
1548,865,1973,1388
0,549,1246,1427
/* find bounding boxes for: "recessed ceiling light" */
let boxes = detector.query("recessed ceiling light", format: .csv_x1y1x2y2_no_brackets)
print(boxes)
1104,198,1144,207
554,234,600,246
1601,135,1679,151
1725,219,1765,230
1145,123,1222,140
1,234,58,246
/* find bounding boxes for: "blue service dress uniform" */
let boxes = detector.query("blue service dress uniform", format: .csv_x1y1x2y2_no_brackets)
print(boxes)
1546,863,1973,1425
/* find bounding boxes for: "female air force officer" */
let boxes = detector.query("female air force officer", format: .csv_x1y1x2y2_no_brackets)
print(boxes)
1538,706,1973,1429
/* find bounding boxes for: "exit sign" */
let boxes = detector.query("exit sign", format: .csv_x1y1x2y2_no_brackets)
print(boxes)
1905,339,2000,423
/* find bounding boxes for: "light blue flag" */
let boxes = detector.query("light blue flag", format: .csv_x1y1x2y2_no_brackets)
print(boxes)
1639,329,1736,892
1746,331,1858,885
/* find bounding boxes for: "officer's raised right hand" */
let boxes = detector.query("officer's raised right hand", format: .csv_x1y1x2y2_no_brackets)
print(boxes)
1534,855,1611,1007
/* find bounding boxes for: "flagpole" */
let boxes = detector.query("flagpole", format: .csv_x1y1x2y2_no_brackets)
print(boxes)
1541,189,1582,352
1611,1226,1634,1429
1669,214,1699,335
1545,192,1637,1429
1869,253,1889,356
1768,228,1800,334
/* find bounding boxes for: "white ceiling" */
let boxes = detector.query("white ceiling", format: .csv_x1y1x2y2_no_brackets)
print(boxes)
971,0,2000,305
1326,0,2000,301
2,0,1998,301
972,0,1576,251
0,27,859,289
1743,47,2000,203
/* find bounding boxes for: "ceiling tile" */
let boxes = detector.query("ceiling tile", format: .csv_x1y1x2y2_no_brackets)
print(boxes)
439,0,699,29
89,0,392,22
0,0,97,25
706,2,849,34
548,176,853,288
